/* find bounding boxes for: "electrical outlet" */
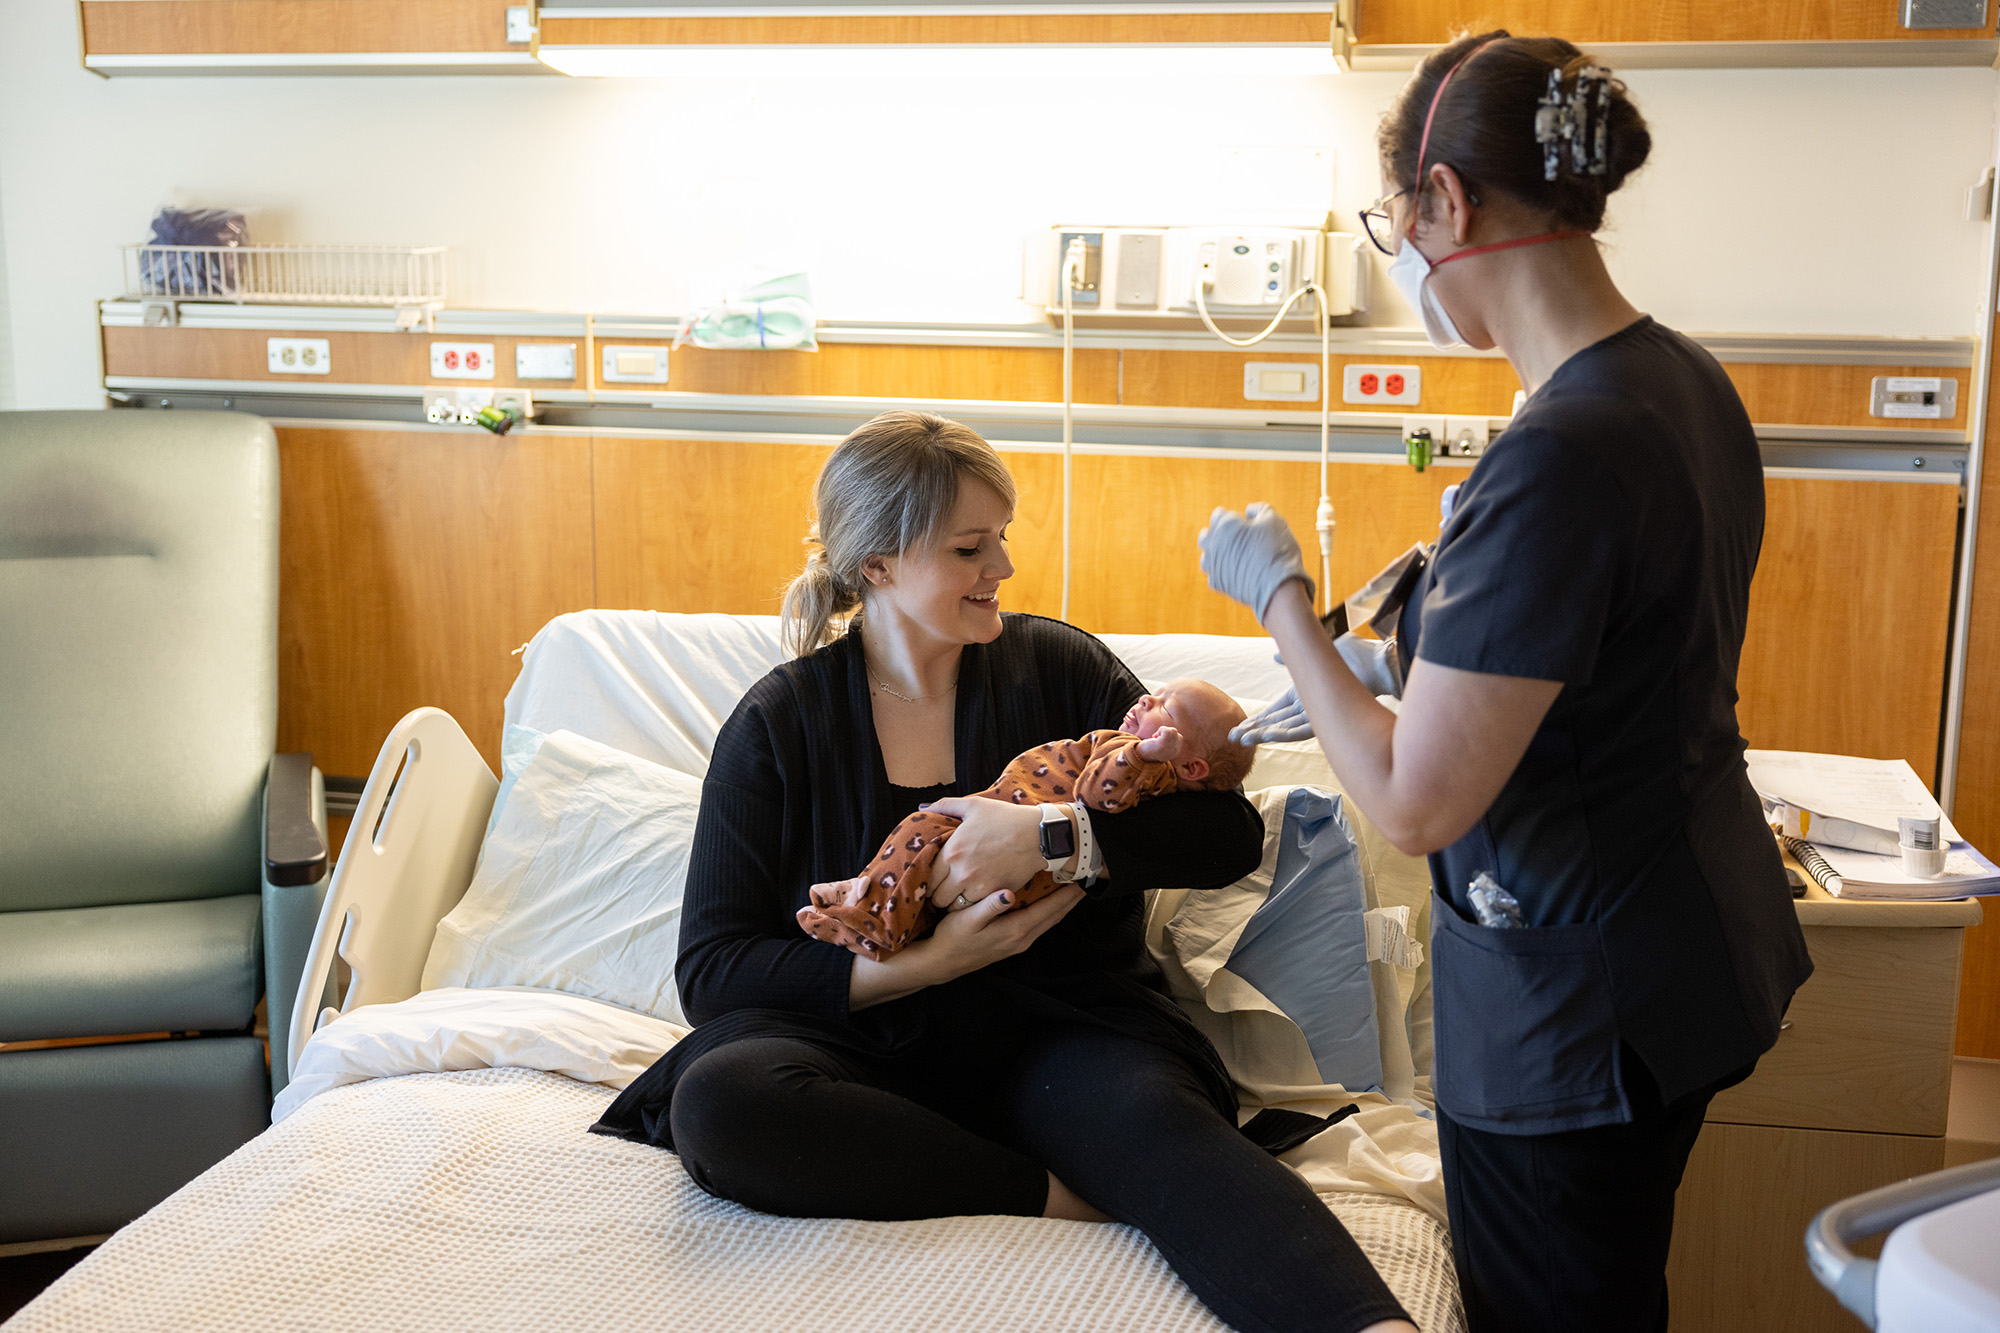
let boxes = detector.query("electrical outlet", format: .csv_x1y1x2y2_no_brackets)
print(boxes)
1442,416,1490,457
505,4,535,42
430,342,496,379
268,338,330,375
1342,363,1421,406
601,345,668,384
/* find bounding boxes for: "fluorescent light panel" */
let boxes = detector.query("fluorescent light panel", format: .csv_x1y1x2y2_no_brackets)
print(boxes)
535,43,1340,77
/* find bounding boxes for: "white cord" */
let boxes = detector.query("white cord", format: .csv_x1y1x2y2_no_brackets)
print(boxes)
1191,250,1336,616
1060,238,1083,624
1193,273,1321,347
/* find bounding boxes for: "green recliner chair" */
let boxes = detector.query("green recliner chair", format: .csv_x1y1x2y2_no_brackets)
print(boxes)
0,409,329,1244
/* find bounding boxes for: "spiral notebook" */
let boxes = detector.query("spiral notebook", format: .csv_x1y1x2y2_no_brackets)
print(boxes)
1782,835,2000,900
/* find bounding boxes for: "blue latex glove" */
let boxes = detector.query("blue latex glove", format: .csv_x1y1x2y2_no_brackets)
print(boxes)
1198,503,1314,621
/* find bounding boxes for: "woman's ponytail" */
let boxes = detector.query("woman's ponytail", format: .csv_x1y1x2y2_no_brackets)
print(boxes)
780,533,862,658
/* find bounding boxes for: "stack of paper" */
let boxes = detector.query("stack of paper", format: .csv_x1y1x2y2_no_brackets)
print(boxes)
1746,750,2000,900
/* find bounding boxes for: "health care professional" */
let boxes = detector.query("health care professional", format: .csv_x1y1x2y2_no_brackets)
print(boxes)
1199,33,1813,1333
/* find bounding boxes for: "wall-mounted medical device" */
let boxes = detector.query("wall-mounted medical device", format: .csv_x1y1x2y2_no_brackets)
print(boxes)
1034,225,1365,330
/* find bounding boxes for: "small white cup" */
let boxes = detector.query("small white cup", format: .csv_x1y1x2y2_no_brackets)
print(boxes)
1899,816,1946,878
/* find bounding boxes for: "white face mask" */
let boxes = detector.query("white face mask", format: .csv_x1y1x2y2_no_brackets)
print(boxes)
1387,236,1466,349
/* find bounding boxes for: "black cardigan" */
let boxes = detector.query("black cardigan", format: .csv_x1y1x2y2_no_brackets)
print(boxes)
593,614,1265,1146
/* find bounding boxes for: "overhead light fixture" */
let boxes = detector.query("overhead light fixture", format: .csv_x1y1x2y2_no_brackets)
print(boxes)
534,43,1340,78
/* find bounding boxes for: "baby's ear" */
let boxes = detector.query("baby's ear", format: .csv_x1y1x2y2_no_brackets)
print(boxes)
1176,755,1210,784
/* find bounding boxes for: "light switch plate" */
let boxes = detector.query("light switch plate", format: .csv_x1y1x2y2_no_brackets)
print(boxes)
1243,361,1320,402
430,342,496,379
268,337,330,375
516,343,577,380
601,345,668,384
505,5,536,42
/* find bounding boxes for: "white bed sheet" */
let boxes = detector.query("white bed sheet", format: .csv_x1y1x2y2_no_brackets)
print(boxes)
12,1067,1462,1333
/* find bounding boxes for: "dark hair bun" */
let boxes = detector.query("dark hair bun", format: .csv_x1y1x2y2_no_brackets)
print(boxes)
1377,31,1651,232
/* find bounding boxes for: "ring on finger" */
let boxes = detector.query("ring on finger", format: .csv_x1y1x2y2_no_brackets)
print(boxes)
951,893,970,912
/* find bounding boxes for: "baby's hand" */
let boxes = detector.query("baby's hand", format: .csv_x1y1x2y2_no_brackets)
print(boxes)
1136,727,1184,762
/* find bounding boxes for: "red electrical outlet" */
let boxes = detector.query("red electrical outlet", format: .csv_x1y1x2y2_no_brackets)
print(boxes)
1342,363,1422,406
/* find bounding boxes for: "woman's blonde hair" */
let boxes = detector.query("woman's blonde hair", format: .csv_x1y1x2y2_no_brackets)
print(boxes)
780,410,1017,657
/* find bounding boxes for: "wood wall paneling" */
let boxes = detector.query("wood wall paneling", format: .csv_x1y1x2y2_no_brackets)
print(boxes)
1951,317,2000,1060
1354,0,1993,46
102,326,587,391
1000,453,1462,635
1118,349,1524,416
664,344,1120,404
1664,1120,1945,1333
536,12,1328,47
106,327,1962,431
1723,362,1968,432
591,436,832,616
80,0,524,55
275,427,595,778
1736,476,1959,778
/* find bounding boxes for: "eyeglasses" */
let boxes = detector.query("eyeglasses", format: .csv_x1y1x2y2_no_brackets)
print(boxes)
1359,191,1405,256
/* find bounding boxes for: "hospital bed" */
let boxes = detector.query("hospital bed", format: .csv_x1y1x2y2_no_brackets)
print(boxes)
5,611,1464,1333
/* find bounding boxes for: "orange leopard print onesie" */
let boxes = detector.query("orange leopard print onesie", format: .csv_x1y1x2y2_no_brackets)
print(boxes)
796,729,1180,958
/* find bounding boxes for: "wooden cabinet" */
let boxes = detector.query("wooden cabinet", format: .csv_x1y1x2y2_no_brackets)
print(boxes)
1665,889,1982,1333
1354,0,1993,46
79,0,540,75
1344,0,1996,67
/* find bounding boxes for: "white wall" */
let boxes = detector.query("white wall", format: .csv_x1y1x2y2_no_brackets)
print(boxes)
2,0,1995,409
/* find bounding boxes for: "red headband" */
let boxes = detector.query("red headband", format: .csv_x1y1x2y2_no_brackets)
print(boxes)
1409,38,1496,235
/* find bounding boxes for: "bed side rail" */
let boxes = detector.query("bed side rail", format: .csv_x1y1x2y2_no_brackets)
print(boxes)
1805,1155,2000,1328
287,707,498,1079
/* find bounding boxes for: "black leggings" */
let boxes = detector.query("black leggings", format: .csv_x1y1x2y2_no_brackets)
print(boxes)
670,1025,1409,1333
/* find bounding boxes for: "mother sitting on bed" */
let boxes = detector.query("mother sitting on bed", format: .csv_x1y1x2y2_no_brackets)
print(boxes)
594,410,1415,1333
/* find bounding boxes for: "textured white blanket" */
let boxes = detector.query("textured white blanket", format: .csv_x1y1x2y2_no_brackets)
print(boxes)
12,1069,1464,1333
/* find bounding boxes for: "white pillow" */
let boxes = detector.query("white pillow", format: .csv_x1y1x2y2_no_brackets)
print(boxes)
423,728,700,1024
276,986,687,1123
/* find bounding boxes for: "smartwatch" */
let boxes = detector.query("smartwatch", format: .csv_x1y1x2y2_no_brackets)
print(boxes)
1037,803,1077,874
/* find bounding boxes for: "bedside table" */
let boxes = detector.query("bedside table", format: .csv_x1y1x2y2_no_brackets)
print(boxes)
1665,879,1983,1332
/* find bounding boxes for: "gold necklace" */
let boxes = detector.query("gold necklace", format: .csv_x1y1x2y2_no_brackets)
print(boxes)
864,656,957,703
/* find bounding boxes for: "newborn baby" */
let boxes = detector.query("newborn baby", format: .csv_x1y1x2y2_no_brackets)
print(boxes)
798,678,1256,958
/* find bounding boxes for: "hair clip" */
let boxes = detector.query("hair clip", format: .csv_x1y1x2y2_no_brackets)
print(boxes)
1535,65,1613,181
1533,68,1569,182
1589,73,1611,176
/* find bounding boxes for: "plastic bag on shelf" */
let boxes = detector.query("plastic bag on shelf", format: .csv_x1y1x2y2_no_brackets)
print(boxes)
141,206,248,297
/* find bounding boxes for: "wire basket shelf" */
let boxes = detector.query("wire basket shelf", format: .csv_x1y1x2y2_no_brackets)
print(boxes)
122,243,448,307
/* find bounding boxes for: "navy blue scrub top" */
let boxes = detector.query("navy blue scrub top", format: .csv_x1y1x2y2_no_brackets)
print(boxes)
1400,316,1812,1135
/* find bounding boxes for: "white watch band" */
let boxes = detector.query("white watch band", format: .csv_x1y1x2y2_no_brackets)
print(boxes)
1069,801,1099,885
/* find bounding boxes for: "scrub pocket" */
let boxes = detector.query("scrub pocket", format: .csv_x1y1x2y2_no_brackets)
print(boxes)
1430,888,1619,1126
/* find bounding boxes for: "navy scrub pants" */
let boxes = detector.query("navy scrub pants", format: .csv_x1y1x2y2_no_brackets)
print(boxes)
1436,1052,1749,1333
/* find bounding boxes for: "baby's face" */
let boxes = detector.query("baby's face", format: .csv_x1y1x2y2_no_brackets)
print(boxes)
1120,679,1242,751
